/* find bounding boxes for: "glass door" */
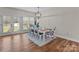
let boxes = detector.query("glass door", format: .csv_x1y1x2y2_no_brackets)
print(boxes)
0,16,34,36
0,16,3,34
3,16,12,33
13,17,20,32
23,17,30,31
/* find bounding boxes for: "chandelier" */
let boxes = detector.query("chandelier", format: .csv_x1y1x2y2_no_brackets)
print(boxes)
35,7,41,19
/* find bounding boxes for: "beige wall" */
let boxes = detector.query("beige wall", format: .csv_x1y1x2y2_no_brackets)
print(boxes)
39,7,79,41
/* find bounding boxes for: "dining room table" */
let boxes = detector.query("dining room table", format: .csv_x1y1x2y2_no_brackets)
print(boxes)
38,28,51,40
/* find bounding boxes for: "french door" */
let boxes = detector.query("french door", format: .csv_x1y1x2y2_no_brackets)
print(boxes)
0,16,3,34
0,16,34,36
13,17,20,32
3,16,12,33
23,17,30,31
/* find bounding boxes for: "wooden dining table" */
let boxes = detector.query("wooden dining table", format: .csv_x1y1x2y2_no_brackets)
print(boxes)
38,29,50,40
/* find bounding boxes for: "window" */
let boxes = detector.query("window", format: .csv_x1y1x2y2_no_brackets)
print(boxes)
23,17,29,31
29,17,34,25
0,16,34,35
0,16,3,33
3,16,12,33
13,17,20,32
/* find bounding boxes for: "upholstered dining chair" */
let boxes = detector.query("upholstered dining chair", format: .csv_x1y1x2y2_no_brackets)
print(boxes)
45,27,56,39
38,32,43,40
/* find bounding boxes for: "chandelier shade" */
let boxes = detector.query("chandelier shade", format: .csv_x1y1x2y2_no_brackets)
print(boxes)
35,7,41,19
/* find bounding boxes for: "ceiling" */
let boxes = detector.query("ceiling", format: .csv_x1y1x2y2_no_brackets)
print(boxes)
13,7,79,17
14,7,53,13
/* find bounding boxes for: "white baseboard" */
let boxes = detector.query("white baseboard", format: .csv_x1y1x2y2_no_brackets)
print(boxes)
56,35,79,42
0,31,27,36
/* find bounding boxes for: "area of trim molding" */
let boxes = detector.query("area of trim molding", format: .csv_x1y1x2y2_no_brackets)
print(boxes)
56,35,79,43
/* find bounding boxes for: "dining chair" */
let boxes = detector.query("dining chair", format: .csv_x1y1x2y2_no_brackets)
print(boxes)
45,27,56,39
34,29,39,39
38,32,43,40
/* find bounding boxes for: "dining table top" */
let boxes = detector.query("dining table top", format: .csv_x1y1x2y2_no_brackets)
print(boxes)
38,29,51,33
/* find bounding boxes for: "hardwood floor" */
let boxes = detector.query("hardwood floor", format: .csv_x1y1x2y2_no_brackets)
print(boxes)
0,33,79,52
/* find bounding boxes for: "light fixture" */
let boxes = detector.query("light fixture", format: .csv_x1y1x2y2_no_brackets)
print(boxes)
35,7,41,19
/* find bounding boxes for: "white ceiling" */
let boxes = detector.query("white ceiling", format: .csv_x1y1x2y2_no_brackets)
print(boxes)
14,7,52,13
13,7,79,17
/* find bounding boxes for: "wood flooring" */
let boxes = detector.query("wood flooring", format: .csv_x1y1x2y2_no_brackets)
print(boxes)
0,33,79,52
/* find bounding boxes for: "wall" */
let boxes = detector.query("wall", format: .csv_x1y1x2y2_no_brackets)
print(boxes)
39,7,79,42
